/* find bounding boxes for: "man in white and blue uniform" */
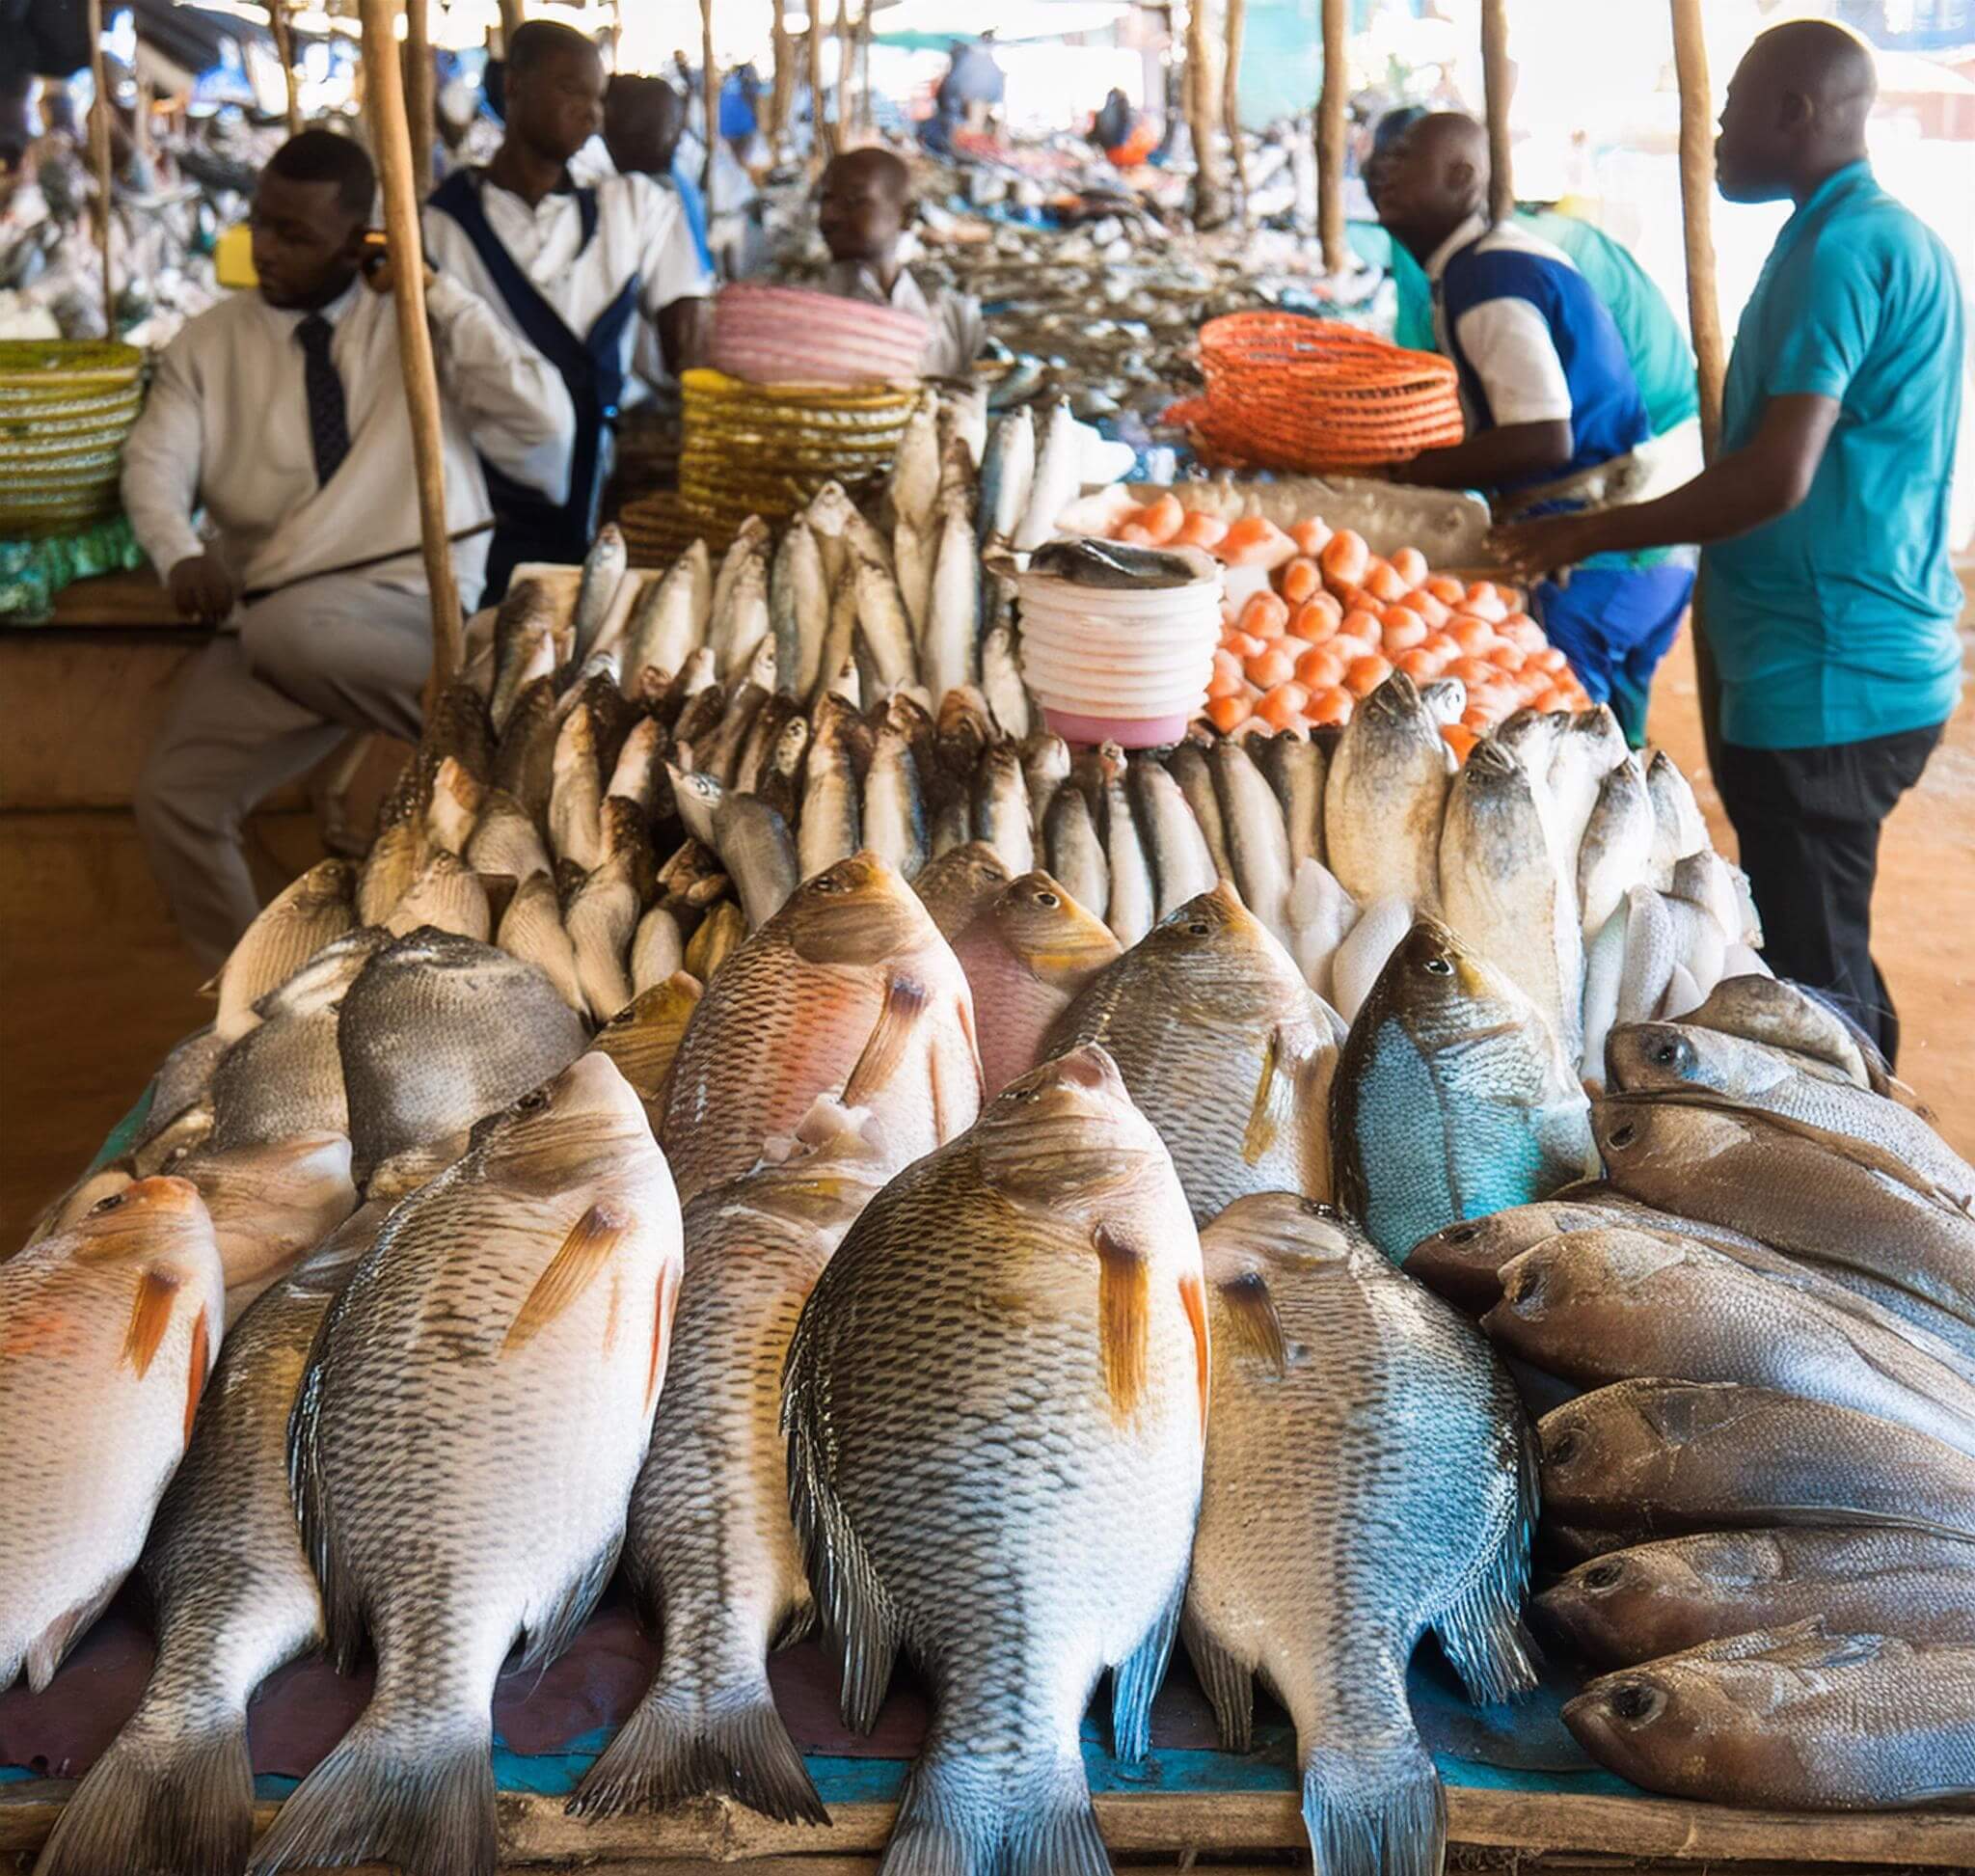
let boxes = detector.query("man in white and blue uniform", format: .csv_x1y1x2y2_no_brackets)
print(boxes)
1381,114,1696,742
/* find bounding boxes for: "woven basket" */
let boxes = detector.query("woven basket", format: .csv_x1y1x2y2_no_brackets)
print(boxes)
1172,314,1463,474
710,283,930,387
0,340,146,538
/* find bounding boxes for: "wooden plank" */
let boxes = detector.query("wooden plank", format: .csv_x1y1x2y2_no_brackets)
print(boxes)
47,568,180,629
1314,0,1347,274
1479,0,1514,222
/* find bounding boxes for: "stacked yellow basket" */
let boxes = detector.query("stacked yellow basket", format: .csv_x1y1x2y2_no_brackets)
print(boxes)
0,341,146,537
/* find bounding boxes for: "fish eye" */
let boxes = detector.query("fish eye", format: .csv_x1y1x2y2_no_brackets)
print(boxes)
1609,1682,1665,1725
1422,956,1454,976
1548,1428,1579,1464
1583,1561,1626,1590
809,874,846,894
1445,1224,1479,1244
1299,1198,1336,1218
89,1193,125,1214
1652,1039,1682,1066
516,1089,551,1114
1607,1124,1637,1150
1186,920,1210,937
1034,890,1060,909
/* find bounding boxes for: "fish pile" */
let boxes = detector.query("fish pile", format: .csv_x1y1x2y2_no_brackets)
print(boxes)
1403,979,1975,1812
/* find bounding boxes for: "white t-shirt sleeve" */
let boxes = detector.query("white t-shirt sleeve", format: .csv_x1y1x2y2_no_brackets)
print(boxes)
630,174,713,322
1451,297,1573,426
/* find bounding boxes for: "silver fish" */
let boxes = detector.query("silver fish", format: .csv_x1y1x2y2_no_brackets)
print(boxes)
1578,753,1655,940
1211,738,1293,951
383,849,490,943
971,743,1034,877
209,860,357,1044
978,405,1036,547
862,717,930,883
1044,780,1110,924
464,788,552,884
1098,742,1155,946
770,518,829,702
497,870,587,1015
1165,742,1234,883
550,704,605,871
567,854,639,1021
1129,754,1217,919
715,791,801,931
1324,672,1447,913
924,498,980,704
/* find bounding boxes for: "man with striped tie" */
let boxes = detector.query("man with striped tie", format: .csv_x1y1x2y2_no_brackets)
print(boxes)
122,129,572,966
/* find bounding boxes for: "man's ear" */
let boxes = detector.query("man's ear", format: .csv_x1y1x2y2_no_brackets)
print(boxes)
1447,156,1476,195
1779,88,1813,131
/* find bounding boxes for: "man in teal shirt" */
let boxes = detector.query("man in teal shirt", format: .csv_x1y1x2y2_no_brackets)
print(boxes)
1495,19,1964,1065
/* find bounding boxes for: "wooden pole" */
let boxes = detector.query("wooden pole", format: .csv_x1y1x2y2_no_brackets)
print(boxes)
1315,0,1346,274
834,0,852,139
1185,0,1226,226
701,0,717,197
770,0,796,152
134,75,153,166
806,0,830,163
86,0,115,340
269,0,303,137
1480,0,1513,221
858,1,874,129
496,0,523,55
358,0,464,707
1223,0,1248,217
405,0,435,200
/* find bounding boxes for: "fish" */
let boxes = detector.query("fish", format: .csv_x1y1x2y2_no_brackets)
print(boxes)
1046,882,1336,1221
492,676,560,824
1563,1626,1975,1810
1537,1379,1975,1542
668,761,725,851
1012,397,1080,549
1577,754,1654,940
383,848,490,942
464,787,552,884
423,755,482,856
951,871,1123,1095
1331,916,1595,1262
684,900,745,982
1324,890,1413,1023
1283,856,1357,1004
1210,738,1292,949
1670,849,1752,948
770,518,829,701
1488,1227,1975,1456
1439,738,1583,1063
1660,894,1726,1006
1257,729,1326,870
709,518,772,679
566,854,639,1021
1043,778,1110,925
1020,730,1070,842
208,859,356,1044
923,499,980,703
981,608,1031,741
607,716,668,817
1164,741,1234,883
1544,707,1627,882
659,853,982,1203
622,543,712,693
861,715,930,883
30,1203,387,1876
756,709,812,824
549,703,605,871
337,928,589,1182
1184,1193,1537,1876
1592,1097,1975,1342
781,1044,1206,1875
489,580,557,728
1129,754,1218,919
572,1011,929,1824
1324,672,1448,913
1097,743,1155,947
978,406,1035,547
913,841,1013,941
1538,1528,1975,1670
630,903,686,996
1683,973,1907,1102
797,694,865,883
206,928,387,1150
568,523,628,664
1644,748,1707,877
941,385,988,471
0,1179,224,1692
1614,883,1677,1029
934,686,994,792
813,563,859,709
586,971,703,1129
697,640,774,786
971,742,1034,877
888,394,941,536
893,514,935,642
1579,901,1629,1086
851,547,917,695
496,870,587,1015
714,790,800,931
249,1055,682,1876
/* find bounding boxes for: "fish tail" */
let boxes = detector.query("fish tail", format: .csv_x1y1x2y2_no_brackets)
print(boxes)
569,1680,828,1827
245,1709,494,1876
1300,1740,1446,1876
879,1749,1111,1876
1434,1398,1543,1707
33,1708,252,1876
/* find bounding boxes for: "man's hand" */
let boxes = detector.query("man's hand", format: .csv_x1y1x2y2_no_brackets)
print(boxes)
362,251,442,298
167,553,238,625
1487,511,1613,584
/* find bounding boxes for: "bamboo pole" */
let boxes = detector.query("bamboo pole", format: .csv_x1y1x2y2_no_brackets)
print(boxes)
1185,0,1226,226
858,1,874,129
834,0,852,139
1223,0,1248,217
269,0,303,137
1480,0,1513,221
358,0,464,707
701,0,717,197
1315,0,1346,274
806,0,830,164
86,0,115,340
405,0,435,200
770,0,796,152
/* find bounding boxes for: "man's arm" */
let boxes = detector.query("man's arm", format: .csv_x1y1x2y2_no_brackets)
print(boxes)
1392,419,1574,490
1490,394,1841,576
633,173,714,377
118,340,235,622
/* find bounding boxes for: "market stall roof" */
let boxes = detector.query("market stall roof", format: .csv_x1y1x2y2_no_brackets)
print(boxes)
873,0,1131,47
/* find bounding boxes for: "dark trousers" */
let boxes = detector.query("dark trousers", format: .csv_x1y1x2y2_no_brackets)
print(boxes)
1713,721,1944,1069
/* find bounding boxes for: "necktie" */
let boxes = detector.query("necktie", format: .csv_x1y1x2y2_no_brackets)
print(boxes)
297,313,351,487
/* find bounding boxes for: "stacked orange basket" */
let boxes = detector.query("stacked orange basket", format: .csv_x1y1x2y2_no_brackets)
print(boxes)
1167,313,1465,474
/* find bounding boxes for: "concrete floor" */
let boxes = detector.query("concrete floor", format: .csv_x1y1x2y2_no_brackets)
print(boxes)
3,628,1970,1247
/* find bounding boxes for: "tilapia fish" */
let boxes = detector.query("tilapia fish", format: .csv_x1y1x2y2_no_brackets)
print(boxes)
575,1051,925,1821
33,1203,389,1876
1564,1626,1975,1810
1537,1528,1975,1668
1184,1194,1536,1876
1045,883,1337,1223
337,927,588,1182
952,871,1121,1095
1332,917,1595,1262
660,853,982,1203
586,971,704,1130
1538,1379,1975,1542
1324,672,1448,913
248,1055,683,1876
209,859,357,1042
1681,971,1924,1105
783,1046,1207,1876
913,840,1012,940
0,1180,224,1692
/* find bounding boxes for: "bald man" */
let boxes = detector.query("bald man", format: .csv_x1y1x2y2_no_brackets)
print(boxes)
817,148,984,379
1496,23,1963,1065
1378,113,1696,744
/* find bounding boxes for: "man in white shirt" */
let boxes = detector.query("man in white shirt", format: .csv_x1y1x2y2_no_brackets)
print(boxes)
818,147,985,381
122,128,572,967
424,20,713,594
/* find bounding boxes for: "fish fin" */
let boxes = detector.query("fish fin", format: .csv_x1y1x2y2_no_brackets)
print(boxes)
569,1673,829,1827
1433,1393,1542,1706
771,1596,819,1651
287,1330,367,1675
34,1706,253,1876
520,1532,624,1676
1181,1608,1255,1754
1092,1221,1150,1422
243,1709,495,1876
121,1264,183,1379
645,1258,683,1414
1241,1024,1301,1165
998,1754,1112,1876
879,1748,1107,1876
23,1577,122,1692
182,1304,210,1447
197,967,222,999
1216,1268,1286,1377
1301,1737,1446,1876
1177,1266,1209,1432
504,1202,633,1353
841,973,930,1106
1111,1576,1184,1765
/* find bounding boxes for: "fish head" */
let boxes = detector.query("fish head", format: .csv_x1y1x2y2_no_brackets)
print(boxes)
472,1051,651,1189
554,703,598,773
935,685,992,751
1605,1020,1793,1103
68,1174,209,1258
586,972,703,1101
914,843,1012,938
976,1043,1174,1208
1536,1542,1700,1657
1490,1228,1688,1342
1141,881,1279,1001
1592,1096,1752,1183
781,853,937,966
1561,1667,1706,1783
1401,1202,1598,1305
1366,915,1534,1047
433,754,482,814
991,872,1122,988
291,856,357,910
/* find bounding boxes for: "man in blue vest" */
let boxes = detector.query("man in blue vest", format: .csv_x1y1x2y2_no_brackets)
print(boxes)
1495,22,1962,1064
424,20,711,596
1378,113,1697,745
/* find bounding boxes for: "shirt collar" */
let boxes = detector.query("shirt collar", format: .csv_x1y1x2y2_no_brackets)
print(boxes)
1422,210,1490,285
273,276,361,335
1782,158,1875,237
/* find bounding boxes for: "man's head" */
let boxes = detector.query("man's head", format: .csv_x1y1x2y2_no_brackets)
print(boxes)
1364,103,1427,218
604,74,685,178
503,19,606,166
818,147,912,266
1717,21,1875,204
251,129,374,310
1373,111,1489,263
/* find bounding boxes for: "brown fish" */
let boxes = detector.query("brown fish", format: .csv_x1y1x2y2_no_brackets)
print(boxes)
912,839,1012,940
208,859,357,1043
585,971,704,1131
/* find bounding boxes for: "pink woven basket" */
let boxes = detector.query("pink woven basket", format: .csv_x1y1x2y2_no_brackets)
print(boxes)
711,283,931,387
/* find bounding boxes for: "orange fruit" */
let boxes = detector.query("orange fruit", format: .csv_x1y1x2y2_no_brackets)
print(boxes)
1257,682,1312,729
1391,545,1429,588
1295,642,1349,690
1239,590,1291,639
1345,652,1393,697
1278,557,1320,605
1206,692,1255,732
